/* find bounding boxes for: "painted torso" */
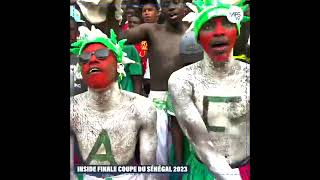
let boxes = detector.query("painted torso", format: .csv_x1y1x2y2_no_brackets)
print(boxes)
169,53,250,165
71,83,155,165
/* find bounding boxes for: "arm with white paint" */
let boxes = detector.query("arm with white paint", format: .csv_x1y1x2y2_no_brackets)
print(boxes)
168,73,241,180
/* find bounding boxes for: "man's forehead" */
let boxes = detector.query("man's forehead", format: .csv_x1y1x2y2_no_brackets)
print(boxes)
208,16,228,23
143,3,158,9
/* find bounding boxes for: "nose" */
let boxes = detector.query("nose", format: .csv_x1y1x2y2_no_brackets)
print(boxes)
88,54,99,64
213,22,225,37
144,10,150,15
168,2,177,11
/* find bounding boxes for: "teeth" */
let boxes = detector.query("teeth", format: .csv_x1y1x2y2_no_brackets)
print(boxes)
89,68,100,73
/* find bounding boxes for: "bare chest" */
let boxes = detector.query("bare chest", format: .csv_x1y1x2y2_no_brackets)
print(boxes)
191,73,250,163
148,33,184,87
72,105,141,165
149,33,183,66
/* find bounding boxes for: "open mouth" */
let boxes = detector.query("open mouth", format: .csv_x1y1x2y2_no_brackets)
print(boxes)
169,13,178,20
210,41,229,52
88,67,102,75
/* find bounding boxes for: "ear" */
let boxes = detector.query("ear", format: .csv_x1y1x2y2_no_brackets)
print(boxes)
157,10,161,17
184,7,188,15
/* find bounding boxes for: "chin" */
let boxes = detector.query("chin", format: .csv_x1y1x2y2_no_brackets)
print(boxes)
213,57,229,62
89,86,110,92
210,54,230,62
87,82,107,89
86,78,111,90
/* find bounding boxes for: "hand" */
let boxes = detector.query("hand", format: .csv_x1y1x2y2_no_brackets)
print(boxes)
194,140,241,180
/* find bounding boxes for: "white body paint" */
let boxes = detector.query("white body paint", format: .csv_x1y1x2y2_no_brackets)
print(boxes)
168,52,249,180
71,82,157,166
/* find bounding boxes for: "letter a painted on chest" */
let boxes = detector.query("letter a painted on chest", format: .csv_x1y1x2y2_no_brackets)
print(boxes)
85,129,117,165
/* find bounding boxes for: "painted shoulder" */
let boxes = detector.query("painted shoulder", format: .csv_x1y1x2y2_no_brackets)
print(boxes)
169,61,201,85
236,60,250,82
70,92,88,123
237,60,250,71
120,90,156,120
70,92,87,107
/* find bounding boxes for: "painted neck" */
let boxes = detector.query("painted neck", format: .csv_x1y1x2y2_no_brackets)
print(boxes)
87,82,121,111
202,50,235,78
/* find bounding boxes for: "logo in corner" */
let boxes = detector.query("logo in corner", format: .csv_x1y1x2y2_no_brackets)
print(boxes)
227,6,244,24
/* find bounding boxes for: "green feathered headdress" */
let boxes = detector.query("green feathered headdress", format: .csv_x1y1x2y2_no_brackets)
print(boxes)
70,26,135,81
183,0,250,40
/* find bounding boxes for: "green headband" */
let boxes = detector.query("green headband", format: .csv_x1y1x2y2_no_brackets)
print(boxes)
184,0,250,40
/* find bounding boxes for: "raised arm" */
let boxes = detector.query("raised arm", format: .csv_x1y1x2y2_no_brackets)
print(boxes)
168,74,241,180
124,23,154,45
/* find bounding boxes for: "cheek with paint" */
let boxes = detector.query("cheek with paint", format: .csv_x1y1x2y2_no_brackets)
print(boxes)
199,18,237,62
81,43,118,89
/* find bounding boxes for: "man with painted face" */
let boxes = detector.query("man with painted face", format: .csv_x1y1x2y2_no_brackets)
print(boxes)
70,26,157,180
123,0,188,166
168,0,250,179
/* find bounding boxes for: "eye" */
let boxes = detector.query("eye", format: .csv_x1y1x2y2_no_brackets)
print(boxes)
162,1,170,7
203,23,215,31
222,18,235,28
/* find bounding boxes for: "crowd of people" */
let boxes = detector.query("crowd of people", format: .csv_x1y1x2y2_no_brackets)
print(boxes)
70,0,250,179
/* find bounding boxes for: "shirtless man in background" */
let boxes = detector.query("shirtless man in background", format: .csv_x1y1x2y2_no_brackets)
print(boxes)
124,0,187,166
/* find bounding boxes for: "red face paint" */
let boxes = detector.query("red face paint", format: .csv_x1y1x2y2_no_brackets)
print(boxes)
198,17,237,62
81,43,118,89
